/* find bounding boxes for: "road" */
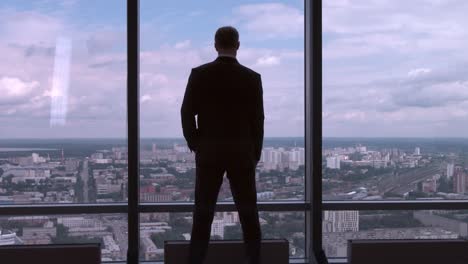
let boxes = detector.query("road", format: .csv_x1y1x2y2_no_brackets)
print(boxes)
378,165,441,196
103,216,128,260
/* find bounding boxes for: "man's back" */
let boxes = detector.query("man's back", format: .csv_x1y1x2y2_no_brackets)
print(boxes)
181,56,264,167
184,26,263,264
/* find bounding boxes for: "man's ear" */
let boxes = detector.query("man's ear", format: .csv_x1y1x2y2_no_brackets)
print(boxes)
236,41,240,50
214,42,219,52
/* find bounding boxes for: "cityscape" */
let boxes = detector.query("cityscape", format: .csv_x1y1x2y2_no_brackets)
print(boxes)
323,138,468,258
1,0,467,262
2,138,468,260
0,138,305,261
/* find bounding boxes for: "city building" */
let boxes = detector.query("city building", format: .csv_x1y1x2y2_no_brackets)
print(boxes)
453,169,467,194
57,217,102,228
0,230,18,246
414,147,421,155
323,211,359,233
326,156,341,170
211,218,226,238
447,163,455,179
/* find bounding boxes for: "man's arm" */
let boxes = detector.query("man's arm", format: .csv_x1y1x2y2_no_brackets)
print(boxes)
181,69,199,152
252,74,265,163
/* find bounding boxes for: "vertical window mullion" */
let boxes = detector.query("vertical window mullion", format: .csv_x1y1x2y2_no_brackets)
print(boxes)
127,0,140,263
305,0,324,263
312,0,323,256
304,0,312,260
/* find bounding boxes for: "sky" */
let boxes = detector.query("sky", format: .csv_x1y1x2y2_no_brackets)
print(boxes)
0,0,467,138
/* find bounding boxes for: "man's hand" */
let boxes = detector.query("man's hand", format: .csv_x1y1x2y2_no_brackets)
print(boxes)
181,69,199,153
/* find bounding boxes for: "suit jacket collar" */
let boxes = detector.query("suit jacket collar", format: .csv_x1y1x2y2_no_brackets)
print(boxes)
215,56,239,64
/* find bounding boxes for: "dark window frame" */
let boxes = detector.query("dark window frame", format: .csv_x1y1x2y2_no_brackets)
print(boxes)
0,1,316,263
3,1,464,264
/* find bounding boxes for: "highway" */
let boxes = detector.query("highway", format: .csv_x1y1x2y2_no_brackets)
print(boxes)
378,165,441,196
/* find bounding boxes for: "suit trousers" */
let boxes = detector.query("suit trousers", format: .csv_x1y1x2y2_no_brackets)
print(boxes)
188,159,261,264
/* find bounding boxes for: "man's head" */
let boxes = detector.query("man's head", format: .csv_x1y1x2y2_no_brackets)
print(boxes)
215,26,240,55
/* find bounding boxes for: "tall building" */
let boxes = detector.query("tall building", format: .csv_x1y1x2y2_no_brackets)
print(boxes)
32,153,47,163
356,145,367,153
414,147,421,155
32,153,40,163
288,147,306,166
299,147,305,165
323,211,359,232
453,168,466,194
326,156,341,169
261,147,283,170
447,163,455,179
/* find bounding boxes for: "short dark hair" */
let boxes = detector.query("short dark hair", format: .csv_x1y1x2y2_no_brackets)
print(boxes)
215,26,239,49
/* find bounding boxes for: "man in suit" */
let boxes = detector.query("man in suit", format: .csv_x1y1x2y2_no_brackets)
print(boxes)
181,26,264,264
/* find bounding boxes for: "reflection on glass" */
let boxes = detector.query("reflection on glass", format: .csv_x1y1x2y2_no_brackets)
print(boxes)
50,37,72,127
0,1,127,204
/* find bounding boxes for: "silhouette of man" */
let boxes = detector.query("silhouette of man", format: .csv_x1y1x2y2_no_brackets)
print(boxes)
181,26,264,264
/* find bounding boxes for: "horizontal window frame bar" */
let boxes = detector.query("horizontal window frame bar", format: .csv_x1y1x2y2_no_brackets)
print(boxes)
139,201,310,213
323,200,468,211
0,203,129,216
3,200,468,215
0,201,310,216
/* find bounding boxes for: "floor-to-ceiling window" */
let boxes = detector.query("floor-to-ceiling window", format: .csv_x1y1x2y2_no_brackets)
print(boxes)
0,0,129,261
138,0,306,261
0,1,316,263
323,0,468,261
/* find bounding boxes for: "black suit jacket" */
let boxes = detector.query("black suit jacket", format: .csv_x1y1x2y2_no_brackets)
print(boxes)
181,56,264,167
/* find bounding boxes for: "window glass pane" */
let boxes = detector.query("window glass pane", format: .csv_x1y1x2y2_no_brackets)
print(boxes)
139,0,305,202
140,211,305,261
0,1,127,203
323,210,467,259
323,1,468,200
0,214,127,262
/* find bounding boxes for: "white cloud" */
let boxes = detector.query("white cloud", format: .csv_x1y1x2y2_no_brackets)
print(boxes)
255,55,281,67
140,49,204,67
174,40,191,49
141,94,152,103
408,68,432,78
0,2,306,138
140,73,169,87
0,77,39,98
233,3,303,39
322,0,468,136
